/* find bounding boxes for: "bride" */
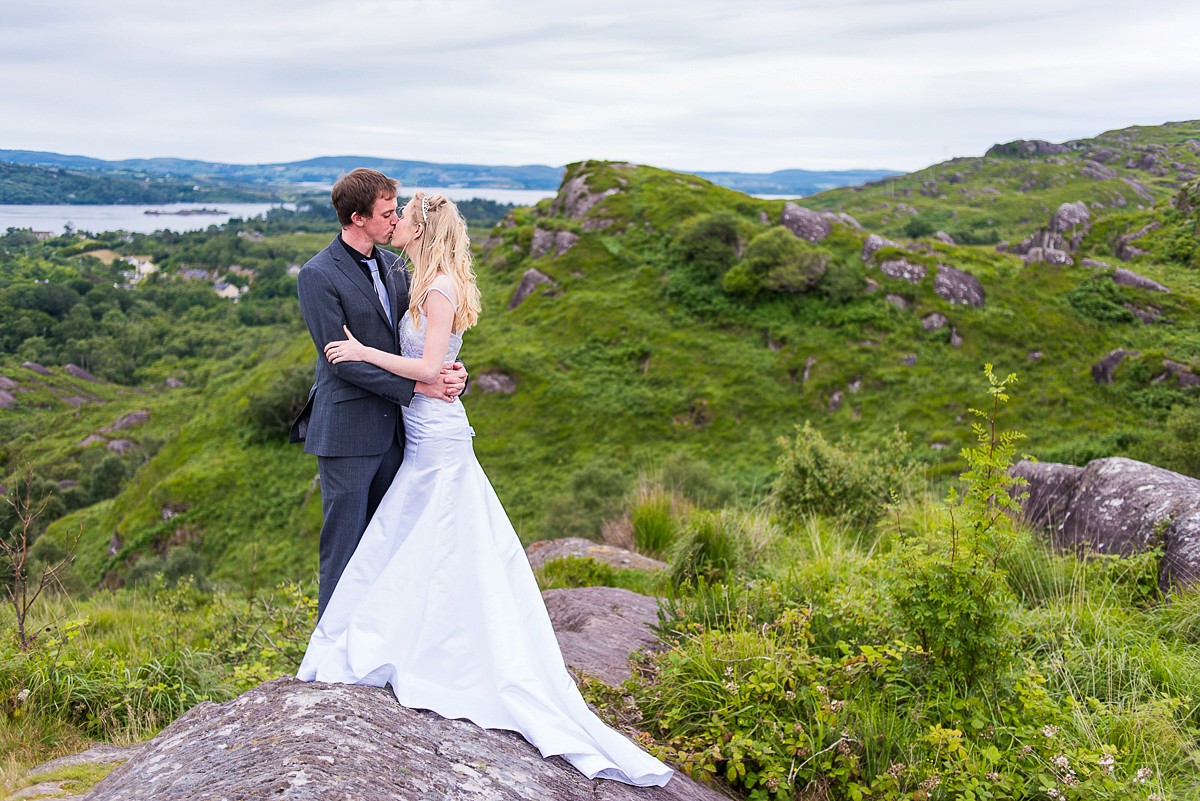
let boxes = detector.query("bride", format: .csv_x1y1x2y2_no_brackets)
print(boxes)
296,191,673,788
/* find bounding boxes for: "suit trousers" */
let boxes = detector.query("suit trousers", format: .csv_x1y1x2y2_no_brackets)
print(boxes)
316,434,404,617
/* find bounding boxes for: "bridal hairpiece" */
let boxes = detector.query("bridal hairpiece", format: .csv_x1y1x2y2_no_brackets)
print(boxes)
420,195,429,223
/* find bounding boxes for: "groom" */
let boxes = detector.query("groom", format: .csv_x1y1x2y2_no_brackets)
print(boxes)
291,168,466,616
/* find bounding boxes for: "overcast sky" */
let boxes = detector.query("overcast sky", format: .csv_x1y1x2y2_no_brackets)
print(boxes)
3,0,1198,174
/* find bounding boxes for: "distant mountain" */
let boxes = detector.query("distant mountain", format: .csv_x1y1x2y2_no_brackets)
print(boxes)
0,150,899,200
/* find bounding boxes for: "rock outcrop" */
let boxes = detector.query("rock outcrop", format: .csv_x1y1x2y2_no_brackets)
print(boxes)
877,258,927,283
932,265,985,306
544,587,662,686
509,268,556,310
78,582,724,800
861,233,898,261
779,202,831,242
65,364,102,383
530,227,580,260
82,678,724,801
1091,349,1137,383
526,537,667,573
550,168,622,229
1112,267,1169,293
1013,457,1200,591
473,371,517,394
1009,201,1091,265
1115,221,1161,261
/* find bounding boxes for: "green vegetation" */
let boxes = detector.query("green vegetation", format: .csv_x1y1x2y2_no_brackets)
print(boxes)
2,121,1199,796
5,369,1195,799
803,120,1200,245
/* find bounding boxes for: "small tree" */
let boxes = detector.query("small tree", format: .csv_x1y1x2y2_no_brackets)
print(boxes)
3,466,80,650
886,365,1027,686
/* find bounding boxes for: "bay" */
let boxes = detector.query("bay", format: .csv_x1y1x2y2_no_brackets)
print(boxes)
0,188,557,236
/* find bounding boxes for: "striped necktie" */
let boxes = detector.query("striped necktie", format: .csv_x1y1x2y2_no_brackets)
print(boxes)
365,258,393,327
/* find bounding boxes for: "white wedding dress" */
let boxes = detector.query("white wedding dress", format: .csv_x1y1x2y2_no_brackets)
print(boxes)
297,284,672,787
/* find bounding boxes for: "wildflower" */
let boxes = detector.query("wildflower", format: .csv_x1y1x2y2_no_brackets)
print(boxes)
724,666,735,678
1135,767,1153,784
1041,724,1059,738
1061,772,1078,787
816,685,829,696
829,699,845,712
1020,745,1034,757
765,777,780,792
836,739,852,756
784,690,796,701
725,681,738,693
919,774,941,791
1098,753,1115,773
1052,754,1070,770
1046,789,1060,799
887,763,906,779
986,771,1000,782
1148,794,1162,801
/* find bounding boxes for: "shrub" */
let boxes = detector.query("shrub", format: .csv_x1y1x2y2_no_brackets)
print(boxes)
539,460,629,541
630,486,678,558
668,511,750,588
771,422,918,529
669,211,743,282
658,454,737,508
1064,276,1134,324
886,365,1025,687
534,556,616,590
1143,403,1200,477
723,227,829,298
243,363,313,443
87,454,130,503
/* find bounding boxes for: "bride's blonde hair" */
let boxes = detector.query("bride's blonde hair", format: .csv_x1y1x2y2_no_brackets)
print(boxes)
406,191,481,333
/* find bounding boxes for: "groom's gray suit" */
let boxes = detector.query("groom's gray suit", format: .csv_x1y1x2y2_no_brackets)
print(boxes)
291,236,413,615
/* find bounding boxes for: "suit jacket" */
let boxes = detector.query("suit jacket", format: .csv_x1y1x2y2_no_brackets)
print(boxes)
290,236,416,457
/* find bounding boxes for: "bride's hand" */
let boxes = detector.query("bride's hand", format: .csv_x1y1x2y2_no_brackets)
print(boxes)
325,325,368,364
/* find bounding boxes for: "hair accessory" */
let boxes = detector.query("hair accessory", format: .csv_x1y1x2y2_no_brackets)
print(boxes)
420,195,429,223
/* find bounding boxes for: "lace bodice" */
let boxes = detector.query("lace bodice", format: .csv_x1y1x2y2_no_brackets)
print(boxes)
399,311,463,365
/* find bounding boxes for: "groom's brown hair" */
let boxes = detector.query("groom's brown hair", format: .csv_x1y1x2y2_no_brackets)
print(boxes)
332,168,399,227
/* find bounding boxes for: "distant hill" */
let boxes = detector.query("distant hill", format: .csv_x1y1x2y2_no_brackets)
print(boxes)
0,150,898,200
0,161,276,204
693,168,898,195
802,120,1200,244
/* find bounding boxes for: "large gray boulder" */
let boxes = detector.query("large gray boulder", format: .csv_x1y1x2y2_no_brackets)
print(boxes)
83,678,725,801
544,587,662,686
1011,201,1091,259
877,259,927,283
779,202,831,242
1112,267,1170,293
1013,457,1200,591
861,233,898,261
933,265,985,306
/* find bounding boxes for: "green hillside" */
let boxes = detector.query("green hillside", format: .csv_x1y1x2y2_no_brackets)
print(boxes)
3,121,1198,595
803,120,1200,244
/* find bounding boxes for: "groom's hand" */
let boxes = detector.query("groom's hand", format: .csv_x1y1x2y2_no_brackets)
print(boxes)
415,361,468,403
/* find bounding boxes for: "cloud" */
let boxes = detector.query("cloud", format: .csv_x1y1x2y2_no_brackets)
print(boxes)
1,0,1198,171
